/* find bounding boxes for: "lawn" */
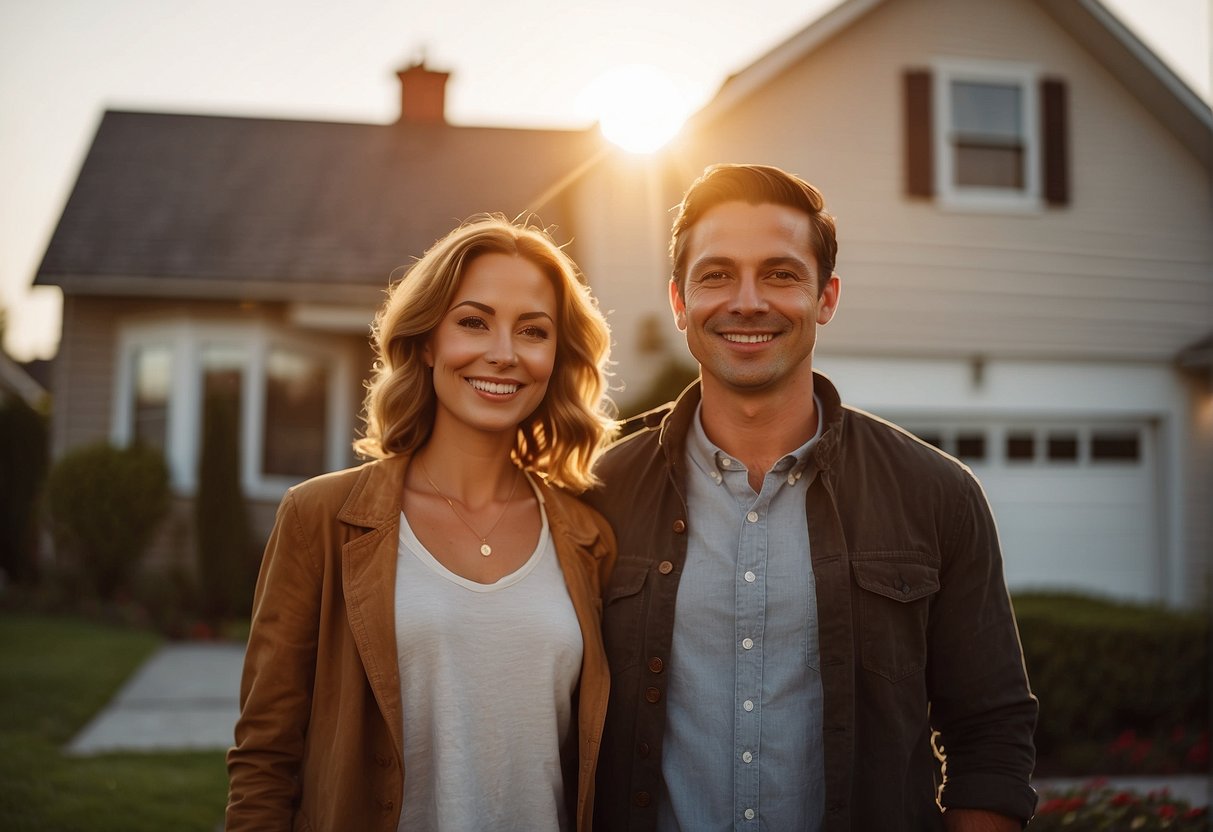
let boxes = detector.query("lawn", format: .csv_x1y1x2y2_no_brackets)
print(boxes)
0,612,229,832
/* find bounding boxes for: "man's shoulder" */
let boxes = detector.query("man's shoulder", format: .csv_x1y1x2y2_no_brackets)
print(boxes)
840,405,974,483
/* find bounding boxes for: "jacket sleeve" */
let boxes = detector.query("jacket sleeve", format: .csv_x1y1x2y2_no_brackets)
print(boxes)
928,473,1038,824
225,491,323,831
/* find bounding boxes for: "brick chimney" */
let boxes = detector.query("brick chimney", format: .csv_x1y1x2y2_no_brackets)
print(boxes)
396,62,449,124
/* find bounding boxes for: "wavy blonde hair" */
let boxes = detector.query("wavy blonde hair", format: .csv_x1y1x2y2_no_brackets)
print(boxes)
354,214,615,492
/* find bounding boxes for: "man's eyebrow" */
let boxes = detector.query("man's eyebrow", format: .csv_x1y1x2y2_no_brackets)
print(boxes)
689,255,812,272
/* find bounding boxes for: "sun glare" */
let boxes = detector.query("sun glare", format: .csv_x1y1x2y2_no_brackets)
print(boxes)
576,64,694,154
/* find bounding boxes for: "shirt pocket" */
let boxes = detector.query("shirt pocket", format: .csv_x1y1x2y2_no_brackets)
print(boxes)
851,555,940,682
601,558,650,673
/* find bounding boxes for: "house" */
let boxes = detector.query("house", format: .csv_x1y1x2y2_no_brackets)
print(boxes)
34,62,604,559
561,0,1213,607
34,0,1211,609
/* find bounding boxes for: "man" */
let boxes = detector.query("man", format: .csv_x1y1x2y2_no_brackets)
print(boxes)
587,164,1037,831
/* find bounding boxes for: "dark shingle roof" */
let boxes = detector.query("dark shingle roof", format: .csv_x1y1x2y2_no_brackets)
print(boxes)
36,110,601,299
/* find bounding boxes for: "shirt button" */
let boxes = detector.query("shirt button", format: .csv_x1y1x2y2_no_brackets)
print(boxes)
658,560,674,575
634,791,652,808
637,741,651,758
672,519,686,534
742,750,753,763
746,510,759,523
647,656,664,673
744,570,756,583
711,471,723,484
645,686,661,703
744,808,756,820
743,699,754,712
741,637,754,650
721,458,732,468
787,472,797,485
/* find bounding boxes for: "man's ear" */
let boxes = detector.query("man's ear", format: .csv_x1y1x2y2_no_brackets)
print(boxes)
669,279,688,331
817,273,841,325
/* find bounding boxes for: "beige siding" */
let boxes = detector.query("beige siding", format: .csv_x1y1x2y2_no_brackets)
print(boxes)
594,0,1213,371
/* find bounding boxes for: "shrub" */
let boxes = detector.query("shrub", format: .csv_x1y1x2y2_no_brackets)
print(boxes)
194,391,256,621
1029,780,1208,830
1014,592,1210,773
0,394,49,583
44,442,171,600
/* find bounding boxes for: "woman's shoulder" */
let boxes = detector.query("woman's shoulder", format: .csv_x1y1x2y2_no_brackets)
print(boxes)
538,480,614,551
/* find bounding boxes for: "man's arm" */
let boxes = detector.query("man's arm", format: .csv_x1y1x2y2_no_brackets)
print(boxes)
944,808,1023,832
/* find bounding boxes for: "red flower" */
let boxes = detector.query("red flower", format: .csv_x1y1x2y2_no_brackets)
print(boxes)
1063,797,1086,812
1156,804,1176,819
1111,729,1138,751
1184,807,1208,819
1110,792,1137,807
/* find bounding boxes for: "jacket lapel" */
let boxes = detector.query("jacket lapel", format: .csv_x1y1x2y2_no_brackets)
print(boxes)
339,455,410,761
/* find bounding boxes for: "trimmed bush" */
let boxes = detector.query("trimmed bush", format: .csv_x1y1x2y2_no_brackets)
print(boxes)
194,391,256,621
1014,592,1210,771
44,442,171,600
0,394,49,583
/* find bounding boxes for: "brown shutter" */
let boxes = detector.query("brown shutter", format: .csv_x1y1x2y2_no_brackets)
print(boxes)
1041,78,1069,205
904,70,933,197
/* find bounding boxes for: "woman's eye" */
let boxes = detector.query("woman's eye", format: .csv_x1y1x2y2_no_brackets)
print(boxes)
456,316,488,330
520,325,550,340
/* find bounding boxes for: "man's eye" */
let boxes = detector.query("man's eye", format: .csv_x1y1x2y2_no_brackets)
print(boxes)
770,270,799,281
699,271,729,282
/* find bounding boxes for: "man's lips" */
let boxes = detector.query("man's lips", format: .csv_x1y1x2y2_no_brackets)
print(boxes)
721,332,775,344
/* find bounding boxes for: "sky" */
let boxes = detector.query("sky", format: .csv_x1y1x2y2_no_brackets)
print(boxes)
0,0,1208,362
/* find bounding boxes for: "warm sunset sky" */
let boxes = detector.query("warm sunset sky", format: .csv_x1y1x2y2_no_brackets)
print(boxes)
0,0,1208,361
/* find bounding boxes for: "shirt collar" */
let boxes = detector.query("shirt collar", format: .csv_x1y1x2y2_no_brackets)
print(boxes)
686,396,824,485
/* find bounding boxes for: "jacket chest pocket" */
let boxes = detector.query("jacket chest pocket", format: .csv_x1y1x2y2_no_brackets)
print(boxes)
601,559,650,673
852,557,939,682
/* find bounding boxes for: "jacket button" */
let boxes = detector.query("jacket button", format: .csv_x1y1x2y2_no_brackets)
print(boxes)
634,791,652,808
637,741,651,758
658,561,673,575
672,519,686,533
647,656,664,673
645,686,661,703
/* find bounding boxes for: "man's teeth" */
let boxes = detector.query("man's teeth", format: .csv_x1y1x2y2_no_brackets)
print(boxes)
723,333,774,344
469,379,520,394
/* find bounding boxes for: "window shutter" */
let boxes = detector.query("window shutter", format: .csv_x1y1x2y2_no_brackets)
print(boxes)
904,70,933,197
1041,78,1069,205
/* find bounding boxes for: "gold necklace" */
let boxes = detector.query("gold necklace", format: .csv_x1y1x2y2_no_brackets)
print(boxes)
418,458,521,557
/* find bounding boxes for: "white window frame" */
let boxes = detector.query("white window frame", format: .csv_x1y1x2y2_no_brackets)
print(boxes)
932,58,1043,213
113,318,356,501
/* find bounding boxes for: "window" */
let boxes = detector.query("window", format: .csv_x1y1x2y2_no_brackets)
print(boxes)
131,345,171,450
1091,431,1140,462
1006,432,1035,462
263,349,329,477
955,432,987,461
904,61,1068,210
114,320,355,499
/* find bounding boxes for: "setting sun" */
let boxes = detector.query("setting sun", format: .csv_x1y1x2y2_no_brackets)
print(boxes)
576,64,697,154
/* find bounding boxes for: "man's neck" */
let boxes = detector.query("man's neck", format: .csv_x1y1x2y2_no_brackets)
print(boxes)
698,373,818,488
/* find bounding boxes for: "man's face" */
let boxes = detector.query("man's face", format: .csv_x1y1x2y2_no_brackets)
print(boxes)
670,201,840,398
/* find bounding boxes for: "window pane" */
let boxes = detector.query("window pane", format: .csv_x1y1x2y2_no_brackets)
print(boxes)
1091,432,1140,462
200,346,245,476
956,432,986,461
1047,433,1078,462
952,81,1021,139
263,350,327,478
132,346,171,450
951,80,1024,189
1006,432,1035,461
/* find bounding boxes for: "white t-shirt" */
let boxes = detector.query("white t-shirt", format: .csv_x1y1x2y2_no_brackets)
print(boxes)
395,480,582,832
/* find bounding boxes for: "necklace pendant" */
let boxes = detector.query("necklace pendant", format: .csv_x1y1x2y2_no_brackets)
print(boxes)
480,543,492,557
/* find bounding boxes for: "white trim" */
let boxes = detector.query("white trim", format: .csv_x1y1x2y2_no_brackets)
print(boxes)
931,58,1043,213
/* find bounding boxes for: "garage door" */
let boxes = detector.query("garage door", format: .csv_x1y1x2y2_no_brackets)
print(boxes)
897,419,1160,603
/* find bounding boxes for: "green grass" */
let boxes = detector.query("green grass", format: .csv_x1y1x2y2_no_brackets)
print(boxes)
0,612,229,832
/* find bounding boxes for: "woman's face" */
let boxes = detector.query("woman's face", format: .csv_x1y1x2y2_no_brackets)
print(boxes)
424,252,559,439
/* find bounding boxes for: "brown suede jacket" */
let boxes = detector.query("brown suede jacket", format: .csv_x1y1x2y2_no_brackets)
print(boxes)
226,454,615,832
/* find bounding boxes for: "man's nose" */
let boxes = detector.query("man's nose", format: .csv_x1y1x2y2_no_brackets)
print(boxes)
729,275,768,315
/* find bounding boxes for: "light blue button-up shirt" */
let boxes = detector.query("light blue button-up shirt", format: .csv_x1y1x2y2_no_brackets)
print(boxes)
658,401,825,832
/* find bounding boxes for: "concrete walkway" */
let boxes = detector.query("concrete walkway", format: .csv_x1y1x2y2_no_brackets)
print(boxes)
66,641,244,755
66,644,1211,809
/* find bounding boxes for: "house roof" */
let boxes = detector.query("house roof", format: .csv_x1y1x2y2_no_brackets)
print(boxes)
35,110,603,302
690,0,1213,170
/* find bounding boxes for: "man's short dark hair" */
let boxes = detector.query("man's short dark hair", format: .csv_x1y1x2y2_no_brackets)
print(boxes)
669,163,838,297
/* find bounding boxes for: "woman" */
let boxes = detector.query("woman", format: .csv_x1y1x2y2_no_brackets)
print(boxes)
226,215,617,832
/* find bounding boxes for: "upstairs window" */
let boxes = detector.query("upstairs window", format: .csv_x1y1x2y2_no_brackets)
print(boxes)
904,60,1068,211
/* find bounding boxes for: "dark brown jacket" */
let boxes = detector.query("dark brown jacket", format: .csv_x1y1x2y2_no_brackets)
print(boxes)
226,454,615,832
585,373,1037,830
